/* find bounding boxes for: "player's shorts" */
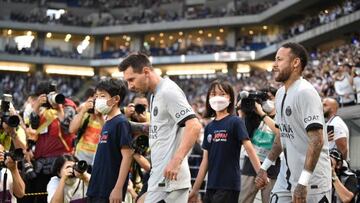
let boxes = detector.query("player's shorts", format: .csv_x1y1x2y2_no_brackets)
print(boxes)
144,188,189,203
270,190,331,203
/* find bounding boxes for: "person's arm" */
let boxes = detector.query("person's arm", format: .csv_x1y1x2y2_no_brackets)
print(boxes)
332,174,356,203
242,140,261,173
163,118,202,180
69,109,86,134
188,150,208,203
6,158,25,198
109,147,133,202
335,137,348,160
59,105,76,135
133,153,151,172
254,102,278,133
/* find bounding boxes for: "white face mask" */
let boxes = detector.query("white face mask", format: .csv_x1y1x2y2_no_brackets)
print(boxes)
209,96,230,112
95,98,112,115
262,100,275,113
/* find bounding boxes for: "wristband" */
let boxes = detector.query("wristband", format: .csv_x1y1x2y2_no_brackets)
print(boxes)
260,158,274,171
298,170,312,186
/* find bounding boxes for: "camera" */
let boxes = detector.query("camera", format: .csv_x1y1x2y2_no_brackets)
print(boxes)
87,100,95,114
70,160,88,178
23,161,37,180
42,84,65,108
131,135,149,155
134,104,146,114
0,94,20,128
238,90,268,114
0,148,24,168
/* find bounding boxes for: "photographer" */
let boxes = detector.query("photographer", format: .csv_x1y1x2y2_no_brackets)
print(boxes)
330,148,358,203
123,95,150,123
238,88,280,203
26,81,77,203
69,88,104,168
47,154,90,203
0,144,26,202
0,94,27,151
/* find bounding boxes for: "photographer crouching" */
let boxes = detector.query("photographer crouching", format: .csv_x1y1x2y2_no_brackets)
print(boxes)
0,144,26,202
24,81,77,203
238,88,281,203
47,155,90,203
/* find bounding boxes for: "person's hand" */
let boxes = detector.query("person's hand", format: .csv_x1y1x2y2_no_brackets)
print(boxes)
125,103,135,119
327,130,334,142
109,187,122,203
60,162,74,180
5,156,17,172
293,184,307,203
254,102,266,116
33,94,47,112
163,156,182,181
80,98,94,113
255,168,269,189
188,190,199,203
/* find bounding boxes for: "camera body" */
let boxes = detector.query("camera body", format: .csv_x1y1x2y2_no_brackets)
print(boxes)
42,84,65,108
239,91,268,114
70,160,88,178
0,148,24,168
134,104,146,114
0,94,20,128
87,100,95,114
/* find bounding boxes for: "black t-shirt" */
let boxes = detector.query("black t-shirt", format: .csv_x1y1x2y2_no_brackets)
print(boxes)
87,114,132,199
202,115,249,191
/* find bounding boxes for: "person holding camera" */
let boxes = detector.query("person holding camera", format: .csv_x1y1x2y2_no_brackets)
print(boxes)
0,144,26,202
69,88,104,168
25,81,77,203
334,64,355,106
330,148,358,203
86,79,133,203
323,97,349,161
189,80,261,203
47,154,90,203
238,88,280,203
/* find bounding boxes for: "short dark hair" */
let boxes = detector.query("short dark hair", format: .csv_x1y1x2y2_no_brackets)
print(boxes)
35,81,57,96
204,80,235,118
118,52,152,73
282,42,308,71
51,154,78,177
96,78,128,106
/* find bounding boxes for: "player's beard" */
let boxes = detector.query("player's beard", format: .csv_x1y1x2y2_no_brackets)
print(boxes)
324,110,330,119
274,67,292,83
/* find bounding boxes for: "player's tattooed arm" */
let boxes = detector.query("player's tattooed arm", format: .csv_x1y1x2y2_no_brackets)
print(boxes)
304,128,324,171
268,132,282,161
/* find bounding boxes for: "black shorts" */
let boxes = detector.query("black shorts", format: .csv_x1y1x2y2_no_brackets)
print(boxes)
203,189,239,203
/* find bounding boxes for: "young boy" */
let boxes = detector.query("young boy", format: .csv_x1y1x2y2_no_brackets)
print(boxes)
87,79,133,203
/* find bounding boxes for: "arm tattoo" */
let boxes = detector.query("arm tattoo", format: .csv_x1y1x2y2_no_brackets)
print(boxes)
268,134,282,161
304,128,324,172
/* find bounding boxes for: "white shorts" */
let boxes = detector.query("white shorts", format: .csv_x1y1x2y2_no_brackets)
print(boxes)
144,188,189,203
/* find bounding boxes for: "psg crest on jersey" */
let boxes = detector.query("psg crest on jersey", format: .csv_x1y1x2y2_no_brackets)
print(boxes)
153,106,158,116
286,106,292,116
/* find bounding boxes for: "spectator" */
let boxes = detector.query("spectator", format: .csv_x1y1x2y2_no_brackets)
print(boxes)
47,154,91,203
334,64,356,106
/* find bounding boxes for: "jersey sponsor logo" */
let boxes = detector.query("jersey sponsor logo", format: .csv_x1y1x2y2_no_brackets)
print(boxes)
278,123,294,139
99,131,108,143
149,125,158,139
285,106,292,116
212,130,228,142
175,108,191,119
207,134,212,143
303,115,319,123
153,106,158,116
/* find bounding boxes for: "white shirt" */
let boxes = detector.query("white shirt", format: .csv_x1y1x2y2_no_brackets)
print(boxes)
47,176,88,203
334,74,355,104
0,169,16,203
326,115,349,160
353,76,360,104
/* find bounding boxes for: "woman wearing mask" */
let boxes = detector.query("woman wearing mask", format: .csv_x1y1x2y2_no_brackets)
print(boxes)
188,80,261,203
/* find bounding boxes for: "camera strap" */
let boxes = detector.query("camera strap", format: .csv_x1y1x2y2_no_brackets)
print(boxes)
2,169,7,202
56,120,71,152
35,109,58,135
